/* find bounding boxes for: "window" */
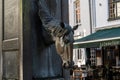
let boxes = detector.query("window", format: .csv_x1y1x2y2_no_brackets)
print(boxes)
77,49,82,59
90,48,96,66
74,0,81,24
109,0,120,20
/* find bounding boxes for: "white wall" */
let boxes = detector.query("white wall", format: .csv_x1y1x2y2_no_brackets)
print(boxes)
73,48,86,66
79,0,91,36
69,0,74,27
96,0,120,28
69,0,91,38
69,0,90,67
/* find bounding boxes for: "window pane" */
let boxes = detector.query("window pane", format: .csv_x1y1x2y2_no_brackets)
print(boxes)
74,0,80,24
109,0,120,19
117,2,120,16
109,0,114,3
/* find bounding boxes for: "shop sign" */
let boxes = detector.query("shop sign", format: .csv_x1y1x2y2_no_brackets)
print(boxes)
100,40,120,47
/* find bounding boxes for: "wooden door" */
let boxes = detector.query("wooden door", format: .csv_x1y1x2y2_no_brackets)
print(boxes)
1,0,23,80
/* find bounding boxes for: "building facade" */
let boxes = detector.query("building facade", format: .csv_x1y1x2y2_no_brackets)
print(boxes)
74,0,120,69
96,0,120,29
95,0,120,67
69,0,91,67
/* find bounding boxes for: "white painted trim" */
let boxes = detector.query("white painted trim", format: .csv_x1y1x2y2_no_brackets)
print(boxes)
74,37,120,45
3,38,19,42
95,24,120,31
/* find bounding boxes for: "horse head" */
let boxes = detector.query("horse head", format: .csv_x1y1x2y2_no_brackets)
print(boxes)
55,24,78,63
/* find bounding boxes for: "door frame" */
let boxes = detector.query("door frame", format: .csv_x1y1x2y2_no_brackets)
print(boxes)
19,0,23,80
0,0,3,79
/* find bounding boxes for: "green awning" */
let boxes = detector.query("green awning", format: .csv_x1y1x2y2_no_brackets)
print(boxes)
74,27,120,48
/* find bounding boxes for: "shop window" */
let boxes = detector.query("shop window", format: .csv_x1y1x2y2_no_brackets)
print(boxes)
74,0,81,24
108,0,120,20
104,46,116,66
90,48,96,66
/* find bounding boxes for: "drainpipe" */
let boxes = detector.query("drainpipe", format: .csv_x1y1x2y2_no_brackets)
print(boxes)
85,0,92,64
88,0,92,34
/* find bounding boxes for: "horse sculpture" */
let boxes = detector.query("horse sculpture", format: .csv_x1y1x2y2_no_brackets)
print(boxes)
31,0,77,79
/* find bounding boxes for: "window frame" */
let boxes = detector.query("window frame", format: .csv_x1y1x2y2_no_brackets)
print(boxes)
74,0,81,24
108,0,120,21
